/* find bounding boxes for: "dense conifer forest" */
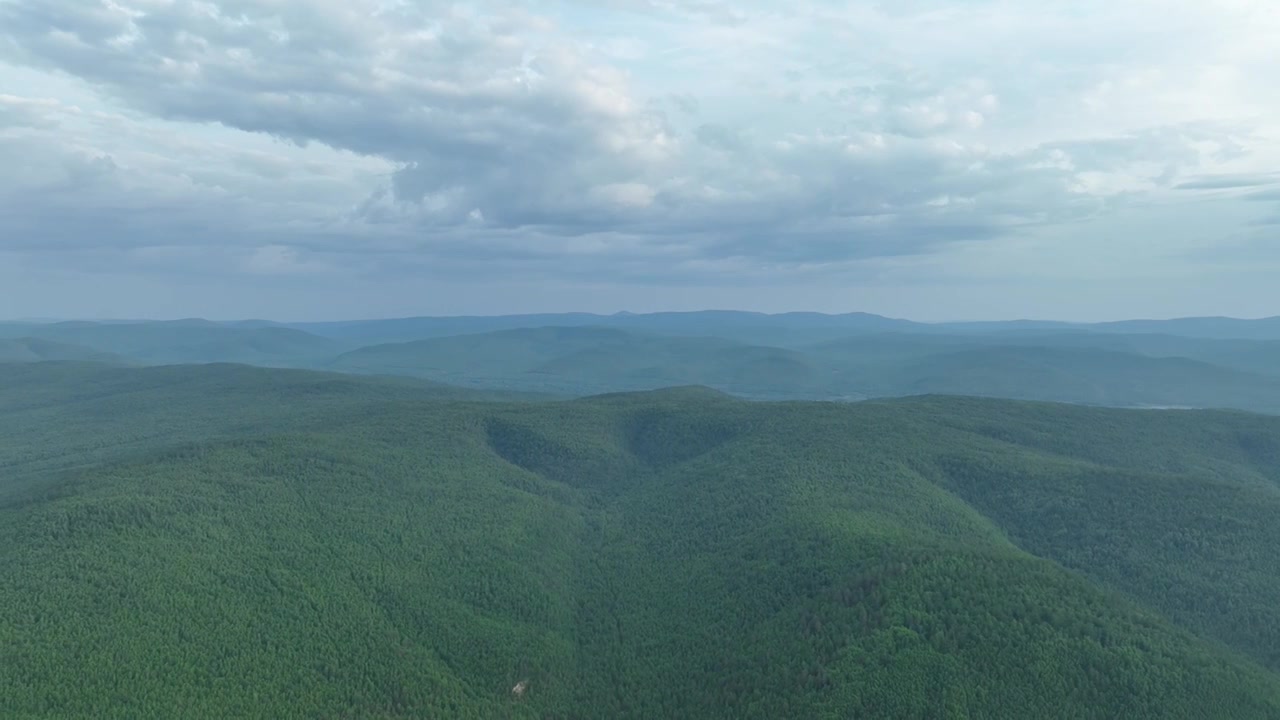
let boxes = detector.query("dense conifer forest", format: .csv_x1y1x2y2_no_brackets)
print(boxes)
4,362,1280,718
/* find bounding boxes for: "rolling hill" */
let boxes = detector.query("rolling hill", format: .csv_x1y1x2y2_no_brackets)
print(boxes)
882,345,1280,410
326,325,1280,410
0,362,544,489
0,337,127,365
0,321,349,367
328,326,829,399
9,313,1280,411
279,311,1280,345
276,310,931,347
1091,316,1280,340
3,363,1280,717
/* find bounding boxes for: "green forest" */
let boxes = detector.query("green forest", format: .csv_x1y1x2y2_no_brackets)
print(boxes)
4,362,1280,718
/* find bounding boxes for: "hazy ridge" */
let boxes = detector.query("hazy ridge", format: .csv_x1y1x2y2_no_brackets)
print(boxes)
7,312,1280,411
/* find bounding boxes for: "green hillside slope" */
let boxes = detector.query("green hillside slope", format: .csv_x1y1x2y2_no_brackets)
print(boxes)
0,362,544,488
2,366,1280,718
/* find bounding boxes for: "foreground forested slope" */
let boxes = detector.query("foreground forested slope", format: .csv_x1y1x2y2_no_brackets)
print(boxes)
3,363,1280,718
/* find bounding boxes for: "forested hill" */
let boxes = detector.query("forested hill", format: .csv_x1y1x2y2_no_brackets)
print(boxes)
3,363,1280,718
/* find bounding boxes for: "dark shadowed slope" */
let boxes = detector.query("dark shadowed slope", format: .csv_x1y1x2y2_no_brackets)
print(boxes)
3,365,1280,718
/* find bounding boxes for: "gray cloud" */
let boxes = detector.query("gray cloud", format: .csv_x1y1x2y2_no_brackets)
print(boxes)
1,0,1279,320
2,0,1223,263
1,1,686,231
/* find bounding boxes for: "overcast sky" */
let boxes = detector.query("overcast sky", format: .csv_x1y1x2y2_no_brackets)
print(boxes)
2,0,1278,321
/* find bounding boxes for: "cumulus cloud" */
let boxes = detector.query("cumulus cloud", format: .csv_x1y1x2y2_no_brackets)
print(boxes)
1,0,1279,317
2,1,676,222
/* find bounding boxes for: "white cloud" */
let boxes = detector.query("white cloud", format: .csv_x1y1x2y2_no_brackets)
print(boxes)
0,0,1278,318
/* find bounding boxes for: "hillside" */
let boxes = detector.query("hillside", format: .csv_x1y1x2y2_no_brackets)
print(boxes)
812,331,1280,379
0,321,348,367
3,364,1280,718
0,362,544,488
328,326,1280,410
0,337,127,365
883,345,1280,410
1092,316,1280,340
328,326,829,399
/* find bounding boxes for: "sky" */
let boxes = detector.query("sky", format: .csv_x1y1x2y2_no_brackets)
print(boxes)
1,0,1278,322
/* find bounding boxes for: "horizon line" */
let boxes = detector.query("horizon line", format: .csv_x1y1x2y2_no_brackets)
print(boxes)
5,310,1280,326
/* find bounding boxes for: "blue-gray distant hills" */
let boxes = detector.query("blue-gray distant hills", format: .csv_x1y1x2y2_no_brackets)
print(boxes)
0,337,129,365
6,311,1280,411
276,311,1280,345
0,319,348,367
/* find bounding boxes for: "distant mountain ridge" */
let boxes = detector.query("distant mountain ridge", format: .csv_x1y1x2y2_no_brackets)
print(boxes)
0,337,128,365
12,311,1280,342
328,325,824,399
322,325,1280,410
0,320,351,367
272,310,1280,343
6,311,1280,411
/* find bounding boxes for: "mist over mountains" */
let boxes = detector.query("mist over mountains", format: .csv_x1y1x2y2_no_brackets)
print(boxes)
5,311,1280,411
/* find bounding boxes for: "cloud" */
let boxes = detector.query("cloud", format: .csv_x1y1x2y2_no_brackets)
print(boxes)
1175,173,1280,190
242,244,334,275
0,94,67,129
1,0,1279,319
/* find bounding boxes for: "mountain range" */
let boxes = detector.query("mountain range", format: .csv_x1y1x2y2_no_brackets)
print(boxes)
7,312,1278,411
3,362,1280,717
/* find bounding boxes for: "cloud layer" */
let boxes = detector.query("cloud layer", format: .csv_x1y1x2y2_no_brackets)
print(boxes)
1,0,1279,319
